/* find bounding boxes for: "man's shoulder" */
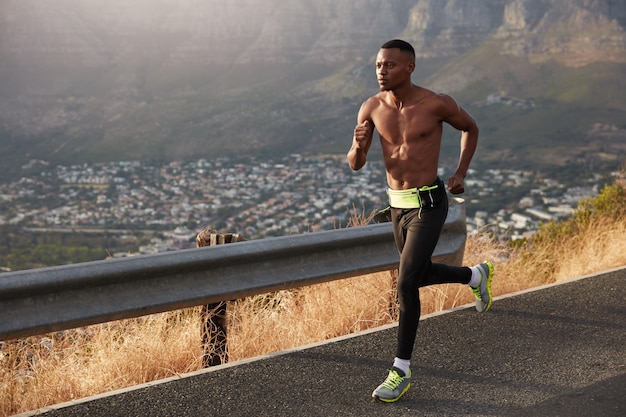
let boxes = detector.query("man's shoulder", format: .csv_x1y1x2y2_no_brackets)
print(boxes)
416,87,451,102
418,89,460,114
366,92,387,102
361,93,386,110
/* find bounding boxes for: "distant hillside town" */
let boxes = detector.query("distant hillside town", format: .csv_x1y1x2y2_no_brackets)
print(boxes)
1,156,618,256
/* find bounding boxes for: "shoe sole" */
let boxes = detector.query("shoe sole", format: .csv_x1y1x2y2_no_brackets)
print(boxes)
481,261,494,313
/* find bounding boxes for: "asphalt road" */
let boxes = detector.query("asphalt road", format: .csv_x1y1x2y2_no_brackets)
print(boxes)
19,268,626,417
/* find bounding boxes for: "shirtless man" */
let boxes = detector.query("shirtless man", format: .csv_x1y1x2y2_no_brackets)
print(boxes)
347,39,494,403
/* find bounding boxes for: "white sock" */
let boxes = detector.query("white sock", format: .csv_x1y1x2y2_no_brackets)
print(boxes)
469,266,482,288
392,357,410,376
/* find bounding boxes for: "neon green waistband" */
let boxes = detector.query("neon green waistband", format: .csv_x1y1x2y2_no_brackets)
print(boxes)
387,184,439,209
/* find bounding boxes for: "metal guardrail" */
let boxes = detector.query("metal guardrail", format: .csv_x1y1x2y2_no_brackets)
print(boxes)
0,198,466,341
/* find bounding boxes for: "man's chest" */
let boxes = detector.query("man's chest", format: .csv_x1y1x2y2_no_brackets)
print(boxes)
373,108,441,143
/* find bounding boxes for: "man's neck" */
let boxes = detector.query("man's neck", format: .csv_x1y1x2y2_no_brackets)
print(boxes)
388,84,416,109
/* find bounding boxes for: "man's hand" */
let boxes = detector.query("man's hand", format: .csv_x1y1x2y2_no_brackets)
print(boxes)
447,174,465,195
348,118,373,171
353,120,372,149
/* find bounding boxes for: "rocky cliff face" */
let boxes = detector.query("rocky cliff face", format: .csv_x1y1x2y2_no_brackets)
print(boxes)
0,0,416,88
402,0,626,64
495,0,626,66
2,0,624,81
0,0,625,165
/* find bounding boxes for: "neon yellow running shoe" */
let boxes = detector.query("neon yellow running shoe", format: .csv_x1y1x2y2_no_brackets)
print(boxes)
471,261,494,313
372,368,411,403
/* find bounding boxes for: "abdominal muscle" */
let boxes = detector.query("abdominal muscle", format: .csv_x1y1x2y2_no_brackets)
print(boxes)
382,138,441,190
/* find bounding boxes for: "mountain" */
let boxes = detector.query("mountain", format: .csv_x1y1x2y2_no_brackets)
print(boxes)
1,0,625,174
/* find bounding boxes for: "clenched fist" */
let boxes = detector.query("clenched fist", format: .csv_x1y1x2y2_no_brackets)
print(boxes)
353,120,372,149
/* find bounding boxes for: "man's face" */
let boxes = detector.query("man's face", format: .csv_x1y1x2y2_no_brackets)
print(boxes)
375,48,414,91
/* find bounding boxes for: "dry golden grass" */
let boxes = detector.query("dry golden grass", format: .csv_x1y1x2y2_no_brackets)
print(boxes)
226,272,397,360
538,216,626,281
3,184,626,416
1,312,204,416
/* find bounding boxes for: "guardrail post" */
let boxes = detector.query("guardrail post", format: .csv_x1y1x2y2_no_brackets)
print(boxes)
196,229,246,367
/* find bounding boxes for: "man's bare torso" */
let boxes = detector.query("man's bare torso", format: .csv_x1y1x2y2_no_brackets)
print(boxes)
369,88,444,190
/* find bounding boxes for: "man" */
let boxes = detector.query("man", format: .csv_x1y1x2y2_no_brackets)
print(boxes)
347,39,494,403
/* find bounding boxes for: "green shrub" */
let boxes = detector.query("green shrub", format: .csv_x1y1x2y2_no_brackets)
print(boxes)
534,182,626,245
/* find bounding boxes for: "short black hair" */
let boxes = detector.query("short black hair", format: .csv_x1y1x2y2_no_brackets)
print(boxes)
380,39,415,61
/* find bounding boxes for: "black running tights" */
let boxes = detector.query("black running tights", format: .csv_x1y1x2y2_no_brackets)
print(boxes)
391,196,472,360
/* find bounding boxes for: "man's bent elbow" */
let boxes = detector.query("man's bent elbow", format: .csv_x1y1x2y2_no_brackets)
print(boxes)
347,153,365,171
467,118,479,136
349,162,363,171
347,158,362,171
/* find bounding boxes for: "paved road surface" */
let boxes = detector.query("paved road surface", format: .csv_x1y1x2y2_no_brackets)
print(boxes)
19,268,626,417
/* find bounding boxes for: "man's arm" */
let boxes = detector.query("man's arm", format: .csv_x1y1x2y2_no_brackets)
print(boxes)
347,100,375,171
438,95,479,194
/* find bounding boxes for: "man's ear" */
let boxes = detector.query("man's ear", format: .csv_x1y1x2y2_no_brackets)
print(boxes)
408,61,415,73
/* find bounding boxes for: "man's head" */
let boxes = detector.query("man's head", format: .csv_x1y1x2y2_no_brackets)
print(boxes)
380,39,416,61
376,39,416,91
